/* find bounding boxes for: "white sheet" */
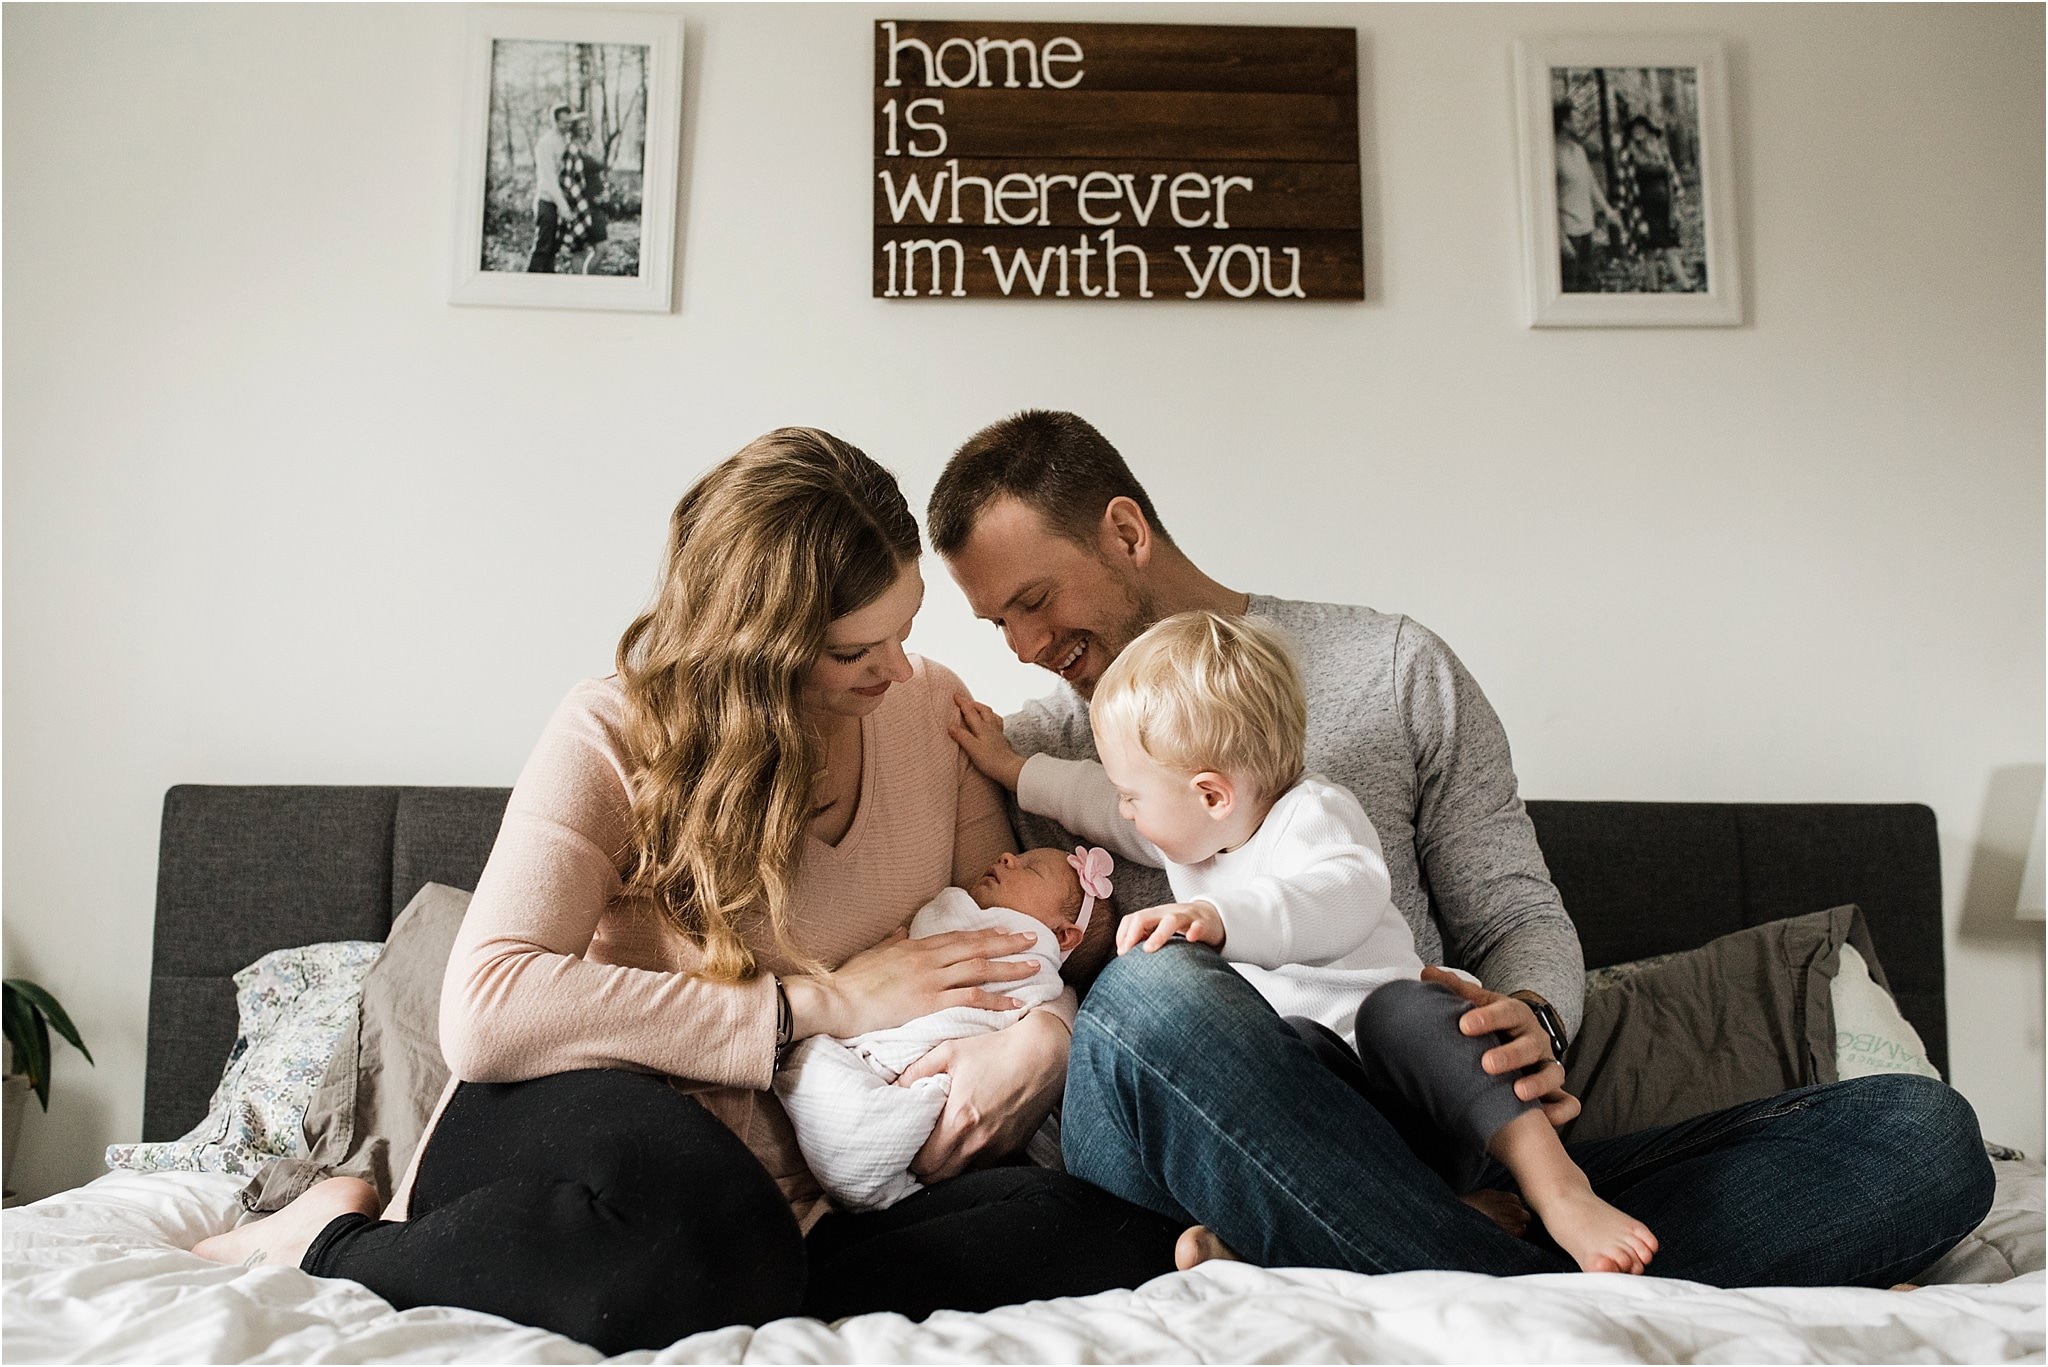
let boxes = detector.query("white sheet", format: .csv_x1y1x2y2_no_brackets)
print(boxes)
6,1164,2043,1364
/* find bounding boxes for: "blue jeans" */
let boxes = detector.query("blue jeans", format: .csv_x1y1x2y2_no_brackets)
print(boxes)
1064,942,1995,1287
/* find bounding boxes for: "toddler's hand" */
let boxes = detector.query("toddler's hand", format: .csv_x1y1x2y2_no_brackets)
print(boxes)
949,696,1025,792
1117,901,1226,955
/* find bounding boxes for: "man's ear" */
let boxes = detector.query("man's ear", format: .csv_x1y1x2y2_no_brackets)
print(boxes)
1192,770,1236,821
1099,496,1154,570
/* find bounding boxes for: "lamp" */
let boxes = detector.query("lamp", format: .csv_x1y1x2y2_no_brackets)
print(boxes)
2020,794,2045,922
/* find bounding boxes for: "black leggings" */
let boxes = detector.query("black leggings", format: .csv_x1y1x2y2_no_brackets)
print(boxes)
302,1069,1177,1355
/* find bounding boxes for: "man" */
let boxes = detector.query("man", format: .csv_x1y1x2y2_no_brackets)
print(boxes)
527,103,576,274
1555,103,1621,294
928,408,1992,1285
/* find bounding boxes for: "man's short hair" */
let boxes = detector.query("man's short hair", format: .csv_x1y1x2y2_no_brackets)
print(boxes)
548,101,573,121
928,409,1171,556
1091,610,1307,804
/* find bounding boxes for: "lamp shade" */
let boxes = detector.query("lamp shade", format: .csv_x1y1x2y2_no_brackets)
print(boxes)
2020,796,2046,922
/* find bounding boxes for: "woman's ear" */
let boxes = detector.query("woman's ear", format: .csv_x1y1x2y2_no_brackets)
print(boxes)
1192,770,1236,821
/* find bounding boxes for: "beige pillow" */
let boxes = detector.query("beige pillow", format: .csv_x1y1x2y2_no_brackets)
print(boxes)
1833,941,1942,1081
238,883,467,1212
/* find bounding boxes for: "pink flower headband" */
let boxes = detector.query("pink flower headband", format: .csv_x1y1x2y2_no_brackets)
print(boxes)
1068,846,1115,936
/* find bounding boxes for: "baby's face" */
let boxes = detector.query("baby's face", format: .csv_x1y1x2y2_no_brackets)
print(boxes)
969,848,1081,931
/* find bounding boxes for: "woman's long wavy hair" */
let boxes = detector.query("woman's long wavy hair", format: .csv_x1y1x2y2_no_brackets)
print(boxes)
615,428,921,981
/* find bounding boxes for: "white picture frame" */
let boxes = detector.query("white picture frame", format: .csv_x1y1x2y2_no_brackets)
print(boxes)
1513,36,1741,327
450,7,684,312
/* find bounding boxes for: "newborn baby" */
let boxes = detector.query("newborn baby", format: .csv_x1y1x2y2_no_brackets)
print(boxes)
773,846,1114,1212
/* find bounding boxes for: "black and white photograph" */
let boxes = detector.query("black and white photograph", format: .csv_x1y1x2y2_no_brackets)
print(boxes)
450,7,683,311
1515,37,1741,326
481,39,649,278
1551,66,1704,296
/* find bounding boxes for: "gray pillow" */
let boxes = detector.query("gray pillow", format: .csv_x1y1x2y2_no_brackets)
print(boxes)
237,883,468,1212
1562,905,1881,1144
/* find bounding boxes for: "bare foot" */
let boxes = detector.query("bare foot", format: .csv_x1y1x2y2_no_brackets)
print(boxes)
1529,1182,1657,1274
1889,1282,1922,1292
192,1176,379,1269
1461,1188,1531,1238
1174,1224,1241,1271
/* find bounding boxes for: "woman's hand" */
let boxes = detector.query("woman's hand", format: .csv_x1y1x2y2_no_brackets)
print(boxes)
784,926,1040,1041
900,1009,1069,1182
948,696,1026,792
1419,967,1581,1128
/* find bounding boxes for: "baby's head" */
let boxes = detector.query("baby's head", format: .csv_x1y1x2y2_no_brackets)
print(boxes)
1088,610,1307,865
968,846,1116,975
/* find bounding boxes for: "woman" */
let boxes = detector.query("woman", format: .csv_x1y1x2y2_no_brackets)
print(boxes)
196,429,1177,1351
1614,115,1692,292
560,113,607,274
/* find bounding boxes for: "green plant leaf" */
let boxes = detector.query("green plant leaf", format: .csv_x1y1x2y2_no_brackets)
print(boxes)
31,1012,52,1109
4,979,92,1064
3,986,48,1097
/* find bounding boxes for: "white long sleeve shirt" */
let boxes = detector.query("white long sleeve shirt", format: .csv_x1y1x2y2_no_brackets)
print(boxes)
1004,598,1585,1040
1020,757,1424,1046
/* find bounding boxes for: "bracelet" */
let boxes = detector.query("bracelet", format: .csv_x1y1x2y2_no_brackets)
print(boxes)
772,975,794,1067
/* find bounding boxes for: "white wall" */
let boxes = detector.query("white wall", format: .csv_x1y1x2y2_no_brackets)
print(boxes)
4,2,2041,1199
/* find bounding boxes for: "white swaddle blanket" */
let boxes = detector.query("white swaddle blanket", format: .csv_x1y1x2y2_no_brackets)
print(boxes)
773,888,1065,1212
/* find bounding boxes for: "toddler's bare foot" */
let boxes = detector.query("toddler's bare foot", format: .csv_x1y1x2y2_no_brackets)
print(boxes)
1174,1224,1241,1271
1461,1188,1531,1238
192,1176,378,1269
1531,1182,1657,1274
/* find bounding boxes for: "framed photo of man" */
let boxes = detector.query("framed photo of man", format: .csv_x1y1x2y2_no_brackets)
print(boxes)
450,7,684,312
1513,37,1741,327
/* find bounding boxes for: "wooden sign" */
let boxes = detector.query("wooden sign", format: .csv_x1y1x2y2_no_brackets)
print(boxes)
873,20,1362,301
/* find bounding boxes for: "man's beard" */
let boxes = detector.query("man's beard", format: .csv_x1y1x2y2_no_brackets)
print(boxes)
1069,586,1163,699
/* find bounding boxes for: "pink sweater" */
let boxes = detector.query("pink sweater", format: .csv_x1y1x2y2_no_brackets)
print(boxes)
387,656,1034,1221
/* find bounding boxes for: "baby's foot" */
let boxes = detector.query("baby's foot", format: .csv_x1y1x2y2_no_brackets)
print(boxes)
1460,1188,1531,1238
1174,1224,1241,1271
1533,1184,1657,1274
193,1176,378,1269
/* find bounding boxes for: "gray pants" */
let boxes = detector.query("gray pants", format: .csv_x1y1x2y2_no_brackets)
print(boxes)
1285,978,1535,1194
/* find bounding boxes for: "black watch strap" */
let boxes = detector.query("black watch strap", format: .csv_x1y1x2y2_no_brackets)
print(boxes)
1514,992,1570,1062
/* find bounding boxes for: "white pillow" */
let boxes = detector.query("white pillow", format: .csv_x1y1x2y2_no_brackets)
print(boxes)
105,941,381,1178
1831,941,1942,1081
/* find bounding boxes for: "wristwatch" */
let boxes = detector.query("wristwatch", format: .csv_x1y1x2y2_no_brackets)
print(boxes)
1511,991,1570,1064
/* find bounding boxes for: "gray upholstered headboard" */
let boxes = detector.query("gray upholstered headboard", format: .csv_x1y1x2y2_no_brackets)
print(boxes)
146,786,512,1141
143,787,1948,1142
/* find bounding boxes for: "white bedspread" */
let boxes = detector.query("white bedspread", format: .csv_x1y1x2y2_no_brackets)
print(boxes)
6,1165,2043,1364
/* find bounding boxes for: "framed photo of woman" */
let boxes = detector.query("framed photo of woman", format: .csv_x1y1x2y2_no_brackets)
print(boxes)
1513,37,1741,327
450,7,685,312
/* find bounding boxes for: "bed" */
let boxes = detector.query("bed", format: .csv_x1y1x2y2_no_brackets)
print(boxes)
4,786,2042,1363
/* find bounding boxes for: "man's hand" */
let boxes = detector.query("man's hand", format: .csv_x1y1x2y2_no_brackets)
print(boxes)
1117,901,1225,955
1419,967,1581,1128
899,1009,1068,1183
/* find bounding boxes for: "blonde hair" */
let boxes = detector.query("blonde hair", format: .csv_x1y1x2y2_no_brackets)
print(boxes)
1090,611,1307,803
614,428,920,981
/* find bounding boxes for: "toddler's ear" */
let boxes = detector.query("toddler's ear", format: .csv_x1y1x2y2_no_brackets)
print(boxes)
1193,770,1237,819
1054,921,1084,953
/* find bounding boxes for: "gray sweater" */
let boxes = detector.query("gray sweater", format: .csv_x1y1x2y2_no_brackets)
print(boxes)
1004,595,1586,1036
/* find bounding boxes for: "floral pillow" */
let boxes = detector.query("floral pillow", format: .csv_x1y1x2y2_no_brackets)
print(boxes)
105,940,381,1179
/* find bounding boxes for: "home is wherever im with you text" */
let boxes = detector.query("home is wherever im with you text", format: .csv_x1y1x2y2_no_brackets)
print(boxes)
872,21,1364,302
